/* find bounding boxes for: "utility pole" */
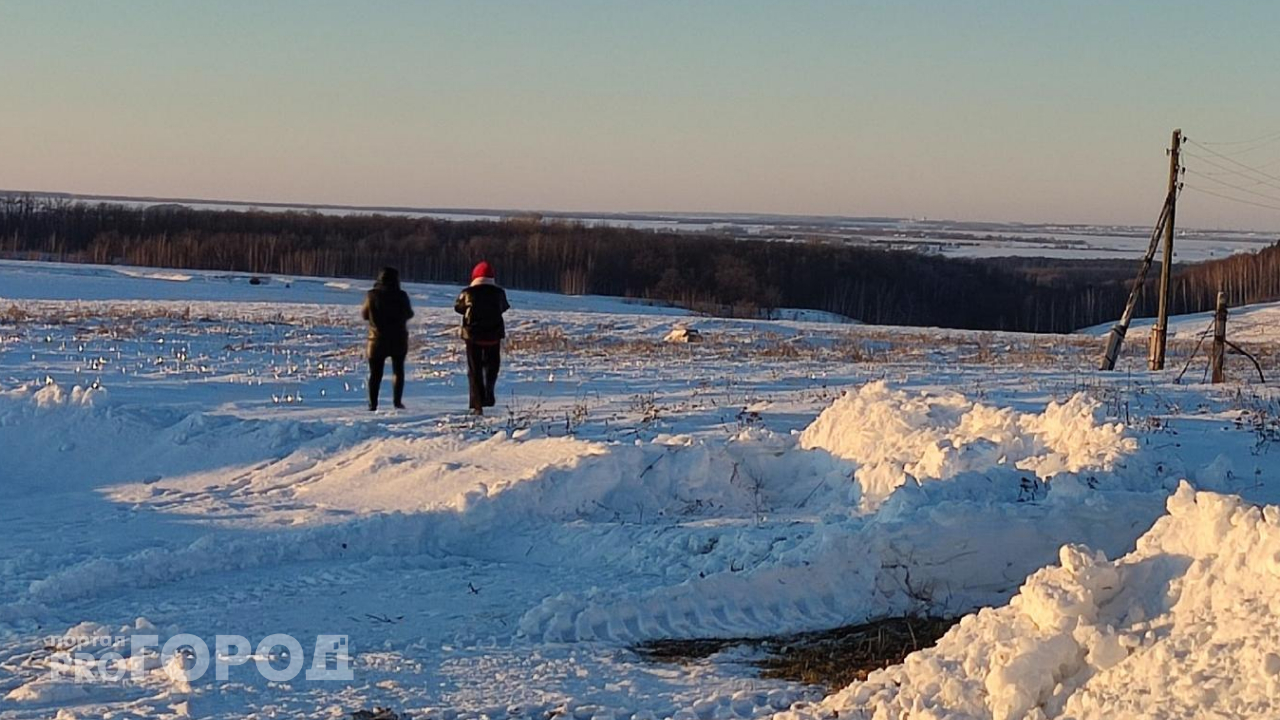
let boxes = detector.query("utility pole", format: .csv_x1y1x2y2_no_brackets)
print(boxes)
1149,128,1181,371
1099,201,1170,370
1211,291,1227,384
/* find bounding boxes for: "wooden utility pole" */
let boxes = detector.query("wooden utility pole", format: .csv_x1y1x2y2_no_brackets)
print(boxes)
1211,291,1227,383
1099,201,1171,370
1149,128,1182,370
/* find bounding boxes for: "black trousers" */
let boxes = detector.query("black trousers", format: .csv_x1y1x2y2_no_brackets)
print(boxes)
368,342,406,409
465,341,501,410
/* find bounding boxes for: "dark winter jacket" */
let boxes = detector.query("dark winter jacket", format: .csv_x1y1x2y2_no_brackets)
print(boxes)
362,269,414,352
454,280,510,343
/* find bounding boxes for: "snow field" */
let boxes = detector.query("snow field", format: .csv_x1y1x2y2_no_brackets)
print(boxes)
4,259,1280,718
2,369,1157,618
0,371,1227,703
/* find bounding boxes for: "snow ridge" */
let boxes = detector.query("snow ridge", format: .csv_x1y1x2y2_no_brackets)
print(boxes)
518,386,1160,644
786,483,1280,720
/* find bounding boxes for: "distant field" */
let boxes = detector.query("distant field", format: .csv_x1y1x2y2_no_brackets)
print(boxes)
12,190,1277,262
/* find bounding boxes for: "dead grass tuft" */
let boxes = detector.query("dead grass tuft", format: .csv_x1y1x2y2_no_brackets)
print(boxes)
1,304,30,323
503,326,573,354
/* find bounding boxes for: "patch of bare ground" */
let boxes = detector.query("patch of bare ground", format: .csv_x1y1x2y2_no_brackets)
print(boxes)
634,615,960,692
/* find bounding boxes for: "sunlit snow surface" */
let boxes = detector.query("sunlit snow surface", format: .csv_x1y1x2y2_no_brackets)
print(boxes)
2,259,1279,719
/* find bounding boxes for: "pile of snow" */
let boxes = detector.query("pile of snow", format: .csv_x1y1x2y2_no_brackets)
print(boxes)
7,427,837,610
786,482,1280,720
517,385,1173,644
143,429,828,525
516,486,1167,645
800,382,1137,510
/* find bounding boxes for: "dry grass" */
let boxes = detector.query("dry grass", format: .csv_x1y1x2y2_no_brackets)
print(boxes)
756,616,959,689
502,326,574,354
500,325,1262,374
1,303,31,323
634,615,959,692
502,326,1105,370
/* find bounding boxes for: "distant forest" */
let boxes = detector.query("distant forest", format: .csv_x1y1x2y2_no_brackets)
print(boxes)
2,196,1278,333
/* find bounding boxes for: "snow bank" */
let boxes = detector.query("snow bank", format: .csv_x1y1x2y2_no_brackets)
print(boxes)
518,385,1169,644
800,382,1137,510
0,380,349,497
230,429,828,524
6,380,1169,660
517,488,1166,644
785,482,1280,720
0,381,377,607
7,425,838,609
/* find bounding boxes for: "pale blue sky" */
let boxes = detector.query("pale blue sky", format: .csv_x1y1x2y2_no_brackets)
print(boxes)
2,1,1279,229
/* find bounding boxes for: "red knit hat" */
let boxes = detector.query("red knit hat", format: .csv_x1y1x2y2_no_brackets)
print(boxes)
471,261,494,281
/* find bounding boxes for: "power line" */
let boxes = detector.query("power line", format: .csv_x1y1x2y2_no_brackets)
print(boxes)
1184,167,1280,204
1182,147,1280,185
1191,151,1280,174
1183,183,1280,212
1195,129,1280,147
1197,135,1280,158
1192,160,1280,176
1181,149,1280,193
1185,139,1280,187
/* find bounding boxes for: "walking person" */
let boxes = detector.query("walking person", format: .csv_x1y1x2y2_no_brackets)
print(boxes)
362,267,413,411
455,261,510,415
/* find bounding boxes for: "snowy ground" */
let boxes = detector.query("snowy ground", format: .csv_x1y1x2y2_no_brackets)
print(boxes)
2,260,1279,719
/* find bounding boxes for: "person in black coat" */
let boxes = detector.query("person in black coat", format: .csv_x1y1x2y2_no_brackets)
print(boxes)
454,261,510,415
361,267,414,411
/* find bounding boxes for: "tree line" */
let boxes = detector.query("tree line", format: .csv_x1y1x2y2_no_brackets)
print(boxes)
1,196,1277,333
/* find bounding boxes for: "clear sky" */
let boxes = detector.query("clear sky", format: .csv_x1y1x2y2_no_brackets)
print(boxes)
2,1,1279,230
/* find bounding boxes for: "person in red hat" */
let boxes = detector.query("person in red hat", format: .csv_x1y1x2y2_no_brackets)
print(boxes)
454,261,510,415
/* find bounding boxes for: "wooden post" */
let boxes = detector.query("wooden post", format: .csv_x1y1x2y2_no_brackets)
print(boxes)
1100,200,1171,370
1211,291,1227,384
1149,128,1181,370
